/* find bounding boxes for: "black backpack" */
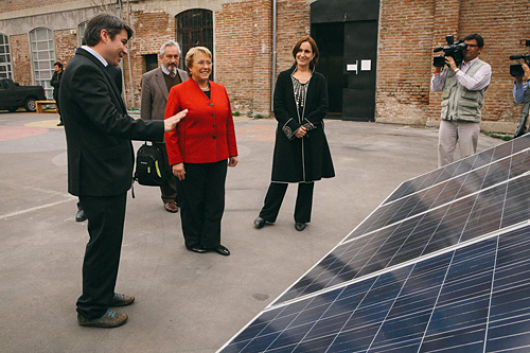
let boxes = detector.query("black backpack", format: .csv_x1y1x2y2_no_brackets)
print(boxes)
134,142,166,186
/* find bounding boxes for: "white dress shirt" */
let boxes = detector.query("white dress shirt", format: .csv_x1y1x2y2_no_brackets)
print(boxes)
81,45,108,67
431,57,492,92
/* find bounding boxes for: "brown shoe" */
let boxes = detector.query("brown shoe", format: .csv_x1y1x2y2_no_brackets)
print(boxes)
111,293,135,307
164,201,179,213
77,310,127,328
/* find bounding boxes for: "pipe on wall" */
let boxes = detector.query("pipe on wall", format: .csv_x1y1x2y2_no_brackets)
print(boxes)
271,0,277,113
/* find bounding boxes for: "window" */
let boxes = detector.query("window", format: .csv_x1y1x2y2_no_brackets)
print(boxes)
144,54,158,73
176,9,213,78
29,27,55,99
0,34,13,79
77,22,87,46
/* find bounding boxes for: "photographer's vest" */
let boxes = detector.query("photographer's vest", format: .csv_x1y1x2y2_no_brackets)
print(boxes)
441,59,488,123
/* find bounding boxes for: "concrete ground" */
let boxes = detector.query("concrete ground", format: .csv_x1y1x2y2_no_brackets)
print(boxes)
0,110,500,353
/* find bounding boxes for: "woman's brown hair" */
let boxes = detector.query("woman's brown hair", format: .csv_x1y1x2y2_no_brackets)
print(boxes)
292,35,319,69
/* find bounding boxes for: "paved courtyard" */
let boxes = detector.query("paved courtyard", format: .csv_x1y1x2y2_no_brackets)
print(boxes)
0,110,500,353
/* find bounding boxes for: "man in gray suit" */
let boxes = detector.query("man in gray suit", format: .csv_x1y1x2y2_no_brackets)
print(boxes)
140,40,188,212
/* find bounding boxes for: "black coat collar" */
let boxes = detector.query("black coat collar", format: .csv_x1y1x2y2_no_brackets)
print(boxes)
76,48,126,113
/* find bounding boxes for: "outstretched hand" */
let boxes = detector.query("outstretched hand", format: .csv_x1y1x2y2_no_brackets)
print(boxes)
164,109,188,132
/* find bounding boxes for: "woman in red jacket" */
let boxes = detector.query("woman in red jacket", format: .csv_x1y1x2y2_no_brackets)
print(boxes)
164,46,238,256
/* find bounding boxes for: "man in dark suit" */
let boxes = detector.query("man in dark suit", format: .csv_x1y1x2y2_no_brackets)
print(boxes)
60,14,187,328
50,61,64,126
141,40,188,213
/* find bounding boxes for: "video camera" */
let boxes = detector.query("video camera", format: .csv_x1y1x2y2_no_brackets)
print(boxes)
509,39,530,77
433,35,467,68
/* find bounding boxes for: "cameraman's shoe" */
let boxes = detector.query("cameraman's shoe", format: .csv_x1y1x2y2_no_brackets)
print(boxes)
77,309,127,328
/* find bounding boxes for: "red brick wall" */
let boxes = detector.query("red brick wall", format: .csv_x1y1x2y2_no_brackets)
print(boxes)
377,0,529,129
458,0,529,125
276,0,310,75
216,0,273,116
376,0,437,125
4,0,527,132
125,11,176,108
10,34,31,85
53,29,77,69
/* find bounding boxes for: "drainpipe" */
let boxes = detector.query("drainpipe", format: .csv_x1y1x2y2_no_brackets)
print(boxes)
271,0,277,113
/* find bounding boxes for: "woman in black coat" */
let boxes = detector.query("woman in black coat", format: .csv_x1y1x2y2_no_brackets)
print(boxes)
254,35,335,231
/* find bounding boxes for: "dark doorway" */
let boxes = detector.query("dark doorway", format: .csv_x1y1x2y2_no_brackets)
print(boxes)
311,0,379,122
175,9,214,79
342,20,378,121
312,23,344,115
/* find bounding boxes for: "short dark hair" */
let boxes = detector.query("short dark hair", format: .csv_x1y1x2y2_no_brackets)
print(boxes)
464,33,484,48
292,35,320,69
54,62,63,68
83,14,133,46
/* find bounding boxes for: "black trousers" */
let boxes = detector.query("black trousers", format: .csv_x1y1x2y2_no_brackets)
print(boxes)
155,142,178,204
177,160,227,249
76,193,127,319
259,182,314,223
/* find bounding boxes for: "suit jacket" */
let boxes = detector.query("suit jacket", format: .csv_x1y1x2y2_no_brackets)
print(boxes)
50,71,62,101
60,48,164,197
107,66,123,94
164,78,238,165
140,67,188,121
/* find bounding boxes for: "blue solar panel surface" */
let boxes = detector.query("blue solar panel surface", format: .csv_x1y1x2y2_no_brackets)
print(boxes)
218,134,530,353
221,226,530,353
276,173,529,303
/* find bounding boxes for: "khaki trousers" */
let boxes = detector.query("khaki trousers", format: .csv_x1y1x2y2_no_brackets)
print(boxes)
438,119,480,167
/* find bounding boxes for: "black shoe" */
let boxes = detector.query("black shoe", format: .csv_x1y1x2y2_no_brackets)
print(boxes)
187,246,208,254
254,217,265,229
214,245,230,256
254,216,273,229
295,222,307,231
57,122,64,126
75,208,87,222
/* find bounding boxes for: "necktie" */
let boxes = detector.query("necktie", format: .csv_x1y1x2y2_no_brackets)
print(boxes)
170,71,176,79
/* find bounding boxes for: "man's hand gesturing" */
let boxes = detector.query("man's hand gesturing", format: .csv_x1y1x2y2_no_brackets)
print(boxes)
164,109,188,132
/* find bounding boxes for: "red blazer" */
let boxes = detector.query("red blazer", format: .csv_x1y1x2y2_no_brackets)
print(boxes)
164,78,238,165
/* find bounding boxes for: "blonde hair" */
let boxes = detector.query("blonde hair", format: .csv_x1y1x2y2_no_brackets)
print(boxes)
185,46,212,69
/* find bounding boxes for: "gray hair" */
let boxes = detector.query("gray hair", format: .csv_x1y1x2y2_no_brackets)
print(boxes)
160,40,181,57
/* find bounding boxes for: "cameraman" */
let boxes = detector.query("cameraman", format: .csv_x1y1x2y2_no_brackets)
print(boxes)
431,34,492,167
513,62,529,137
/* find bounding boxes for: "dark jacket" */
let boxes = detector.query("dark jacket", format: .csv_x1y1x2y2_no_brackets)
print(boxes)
60,48,164,196
271,67,335,182
50,70,62,101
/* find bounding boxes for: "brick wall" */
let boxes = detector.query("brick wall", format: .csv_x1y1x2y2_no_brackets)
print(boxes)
53,29,77,69
377,0,529,130
3,0,528,132
216,0,273,116
376,0,437,125
125,10,176,108
276,0,310,76
458,0,529,128
10,34,31,85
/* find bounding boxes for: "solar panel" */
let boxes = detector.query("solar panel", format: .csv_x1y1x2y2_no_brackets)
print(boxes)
218,133,530,353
